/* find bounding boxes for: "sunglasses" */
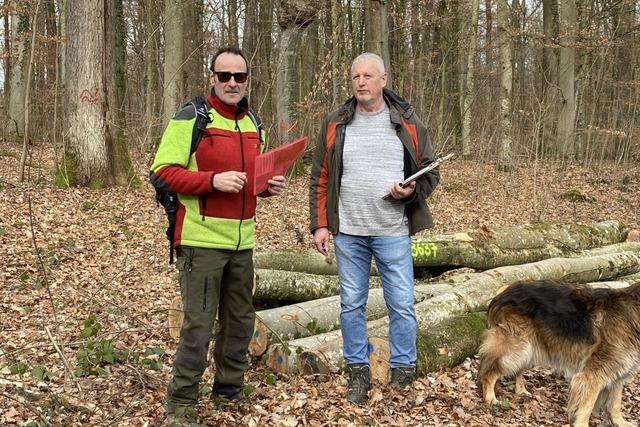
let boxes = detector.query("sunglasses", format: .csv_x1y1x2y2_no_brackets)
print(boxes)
214,71,248,83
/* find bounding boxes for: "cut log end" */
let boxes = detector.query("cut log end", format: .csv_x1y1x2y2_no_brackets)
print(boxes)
168,296,184,339
297,351,332,375
368,336,391,384
249,318,269,357
627,230,640,242
265,344,298,374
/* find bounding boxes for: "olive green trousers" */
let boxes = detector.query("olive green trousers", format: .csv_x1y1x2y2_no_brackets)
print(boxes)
166,246,254,412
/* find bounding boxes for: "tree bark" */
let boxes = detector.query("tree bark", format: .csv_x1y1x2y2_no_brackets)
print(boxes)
282,250,640,375
162,0,184,125
253,268,382,303
496,0,514,170
364,0,392,88
254,250,378,276
105,0,136,186
62,0,110,187
8,2,29,136
541,0,559,155
556,0,577,159
461,0,480,158
251,284,455,357
143,0,161,148
412,220,628,269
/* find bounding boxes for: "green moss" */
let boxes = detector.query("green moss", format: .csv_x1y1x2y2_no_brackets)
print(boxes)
560,189,595,203
55,154,78,188
416,311,487,375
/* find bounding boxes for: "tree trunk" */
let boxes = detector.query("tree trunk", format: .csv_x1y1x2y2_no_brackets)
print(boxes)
275,1,318,144
368,312,487,382
412,220,628,269
18,0,40,183
183,0,204,99
143,0,161,148
556,0,577,159
541,0,559,155
8,3,29,136
251,284,454,357
227,0,238,46
162,0,184,125
461,0,480,158
275,25,297,145
62,0,110,187
364,0,392,87
105,0,136,186
254,250,378,275
496,0,513,170
253,268,382,303
280,250,640,375
254,222,627,275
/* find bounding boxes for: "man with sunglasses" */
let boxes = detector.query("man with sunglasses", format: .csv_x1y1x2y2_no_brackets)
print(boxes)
151,47,286,426
309,53,440,404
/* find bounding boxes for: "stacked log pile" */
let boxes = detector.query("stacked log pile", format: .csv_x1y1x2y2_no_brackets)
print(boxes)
167,220,640,382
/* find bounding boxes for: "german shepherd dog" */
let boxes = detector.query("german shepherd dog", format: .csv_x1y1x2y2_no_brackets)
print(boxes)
478,279,640,427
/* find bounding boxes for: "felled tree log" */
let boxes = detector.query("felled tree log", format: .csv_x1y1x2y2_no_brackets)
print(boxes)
251,283,454,357
253,268,383,303
254,250,378,276
369,312,487,383
285,250,640,376
412,220,627,269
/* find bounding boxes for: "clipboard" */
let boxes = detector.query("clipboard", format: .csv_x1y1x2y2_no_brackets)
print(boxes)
382,153,454,200
254,137,308,195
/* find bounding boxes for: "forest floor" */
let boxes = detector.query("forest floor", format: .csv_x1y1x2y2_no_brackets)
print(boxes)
1,142,640,426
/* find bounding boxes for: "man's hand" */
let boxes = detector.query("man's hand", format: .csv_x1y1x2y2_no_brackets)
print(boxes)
389,181,416,199
313,227,331,256
213,171,247,193
267,175,286,196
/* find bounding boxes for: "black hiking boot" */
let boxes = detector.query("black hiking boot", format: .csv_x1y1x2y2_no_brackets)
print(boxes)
389,366,415,389
346,364,371,404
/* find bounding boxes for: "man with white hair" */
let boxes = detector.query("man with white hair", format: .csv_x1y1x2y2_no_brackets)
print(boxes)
309,52,440,404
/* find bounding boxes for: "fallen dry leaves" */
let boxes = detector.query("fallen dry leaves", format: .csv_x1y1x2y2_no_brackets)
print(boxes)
1,142,639,426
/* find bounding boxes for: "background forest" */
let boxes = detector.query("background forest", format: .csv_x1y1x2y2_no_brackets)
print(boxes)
2,0,639,185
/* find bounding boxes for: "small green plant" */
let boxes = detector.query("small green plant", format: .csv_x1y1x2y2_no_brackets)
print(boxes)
10,361,30,375
140,347,165,371
75,315,127,377
19,271,30,282
0,226,6,237
306,319,328,335
81,201,95,211
109,214,123,223
121,225,137,240
31,365,55,382
262,372,276,385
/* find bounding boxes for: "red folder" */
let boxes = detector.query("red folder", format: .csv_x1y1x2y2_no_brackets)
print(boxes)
254,137,308,195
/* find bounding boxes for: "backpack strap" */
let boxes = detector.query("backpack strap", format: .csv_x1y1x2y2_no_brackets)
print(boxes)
246,109,263,145
188,97,212,155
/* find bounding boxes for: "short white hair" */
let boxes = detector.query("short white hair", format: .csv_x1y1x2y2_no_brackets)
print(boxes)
351,52,385,74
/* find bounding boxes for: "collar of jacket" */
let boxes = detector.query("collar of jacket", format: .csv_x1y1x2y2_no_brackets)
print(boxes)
207,92,249,120
335,87,415,125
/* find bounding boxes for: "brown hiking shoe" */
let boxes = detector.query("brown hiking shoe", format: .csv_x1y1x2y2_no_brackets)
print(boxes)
346,364,371,404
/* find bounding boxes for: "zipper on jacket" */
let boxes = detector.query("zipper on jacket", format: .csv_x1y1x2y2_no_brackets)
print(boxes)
203,277,208,310
200,195,207,221
235,118,246,251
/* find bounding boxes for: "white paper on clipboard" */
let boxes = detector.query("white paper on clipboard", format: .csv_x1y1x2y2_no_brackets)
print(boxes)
382,153,454,200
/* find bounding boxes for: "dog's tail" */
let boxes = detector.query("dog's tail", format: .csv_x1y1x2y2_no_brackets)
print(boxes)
487,280,603,343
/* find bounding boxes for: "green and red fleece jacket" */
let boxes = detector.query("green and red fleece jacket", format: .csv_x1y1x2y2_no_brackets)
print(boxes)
150,94,269,251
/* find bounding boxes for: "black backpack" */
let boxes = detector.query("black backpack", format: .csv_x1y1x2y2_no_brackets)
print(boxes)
155,97,263,264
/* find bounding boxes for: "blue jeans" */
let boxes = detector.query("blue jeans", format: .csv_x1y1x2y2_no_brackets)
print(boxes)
334,233,416,368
